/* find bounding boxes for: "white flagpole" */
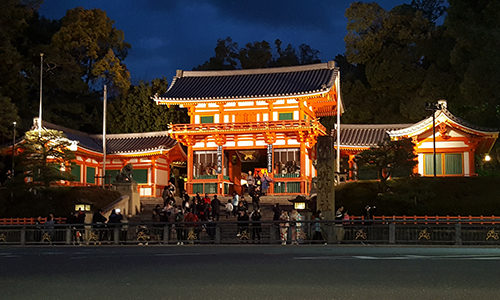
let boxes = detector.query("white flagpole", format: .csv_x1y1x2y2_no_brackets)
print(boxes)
102,85,107,187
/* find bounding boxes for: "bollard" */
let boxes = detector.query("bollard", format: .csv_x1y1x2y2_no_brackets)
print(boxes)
163,225,169,244
113,227,119,245
65,227,71,245
455,223,462,245
20,227,26,246
215,225,221,244
389,223,396,244
269,223,276,243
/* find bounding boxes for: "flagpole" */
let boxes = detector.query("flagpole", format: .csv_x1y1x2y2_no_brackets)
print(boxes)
102,85,107,187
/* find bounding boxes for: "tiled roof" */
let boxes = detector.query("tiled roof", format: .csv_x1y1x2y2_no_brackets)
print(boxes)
157,62,338,101
104,132,177,154
389,108,499,137
333,124,412,147
40,120,178,154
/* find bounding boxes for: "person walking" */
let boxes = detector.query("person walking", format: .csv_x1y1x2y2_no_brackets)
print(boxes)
225,200,233,219
231,192,239,216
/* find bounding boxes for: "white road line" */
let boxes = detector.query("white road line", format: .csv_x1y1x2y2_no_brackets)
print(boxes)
154,253,203,256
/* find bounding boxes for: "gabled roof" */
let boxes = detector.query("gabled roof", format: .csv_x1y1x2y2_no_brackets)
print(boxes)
39,120,180,155
388,107,499,137
333,124,412,148
155,62,339,102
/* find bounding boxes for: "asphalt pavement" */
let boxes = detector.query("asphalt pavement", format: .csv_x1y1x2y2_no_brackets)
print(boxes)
1,245,500,299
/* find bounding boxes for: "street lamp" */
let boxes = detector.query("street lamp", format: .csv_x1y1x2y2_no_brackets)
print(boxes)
484,154,491,162
425,102,442,177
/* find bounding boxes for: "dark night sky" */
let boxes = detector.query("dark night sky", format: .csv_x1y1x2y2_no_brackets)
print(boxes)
39,0,406,83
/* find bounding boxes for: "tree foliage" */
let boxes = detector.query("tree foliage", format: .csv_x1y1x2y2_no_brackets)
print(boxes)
356,137,417,184
195,37,321,70
51,7,131,96
108,78,188,133
18,129,75,187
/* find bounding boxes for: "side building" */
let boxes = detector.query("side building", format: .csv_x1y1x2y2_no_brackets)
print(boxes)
335,100,498,179
34,120,187,197
153,62,343,196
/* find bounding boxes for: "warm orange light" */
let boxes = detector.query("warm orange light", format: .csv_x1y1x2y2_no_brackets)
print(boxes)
484,154,491,162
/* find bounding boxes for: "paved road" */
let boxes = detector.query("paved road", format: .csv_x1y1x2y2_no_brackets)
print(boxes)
1,245,500,299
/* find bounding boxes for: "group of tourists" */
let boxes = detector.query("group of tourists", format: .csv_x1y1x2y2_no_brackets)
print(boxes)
245,170,272,196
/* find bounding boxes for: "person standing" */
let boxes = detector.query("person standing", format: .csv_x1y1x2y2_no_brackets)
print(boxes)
279,211,290,245
211,195,221,221
246,171,255,195
231,192,239,216
261,173,272,195
225,200,233,219
335,206,346,242
92,209,107,242
250,209,262,242
250,186,261,210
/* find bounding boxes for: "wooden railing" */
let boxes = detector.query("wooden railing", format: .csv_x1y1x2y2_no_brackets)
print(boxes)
170,119,326,134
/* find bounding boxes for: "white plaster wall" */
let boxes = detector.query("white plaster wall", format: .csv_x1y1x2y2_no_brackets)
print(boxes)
193,142,205,148
464,151,470,176
238,101,254,106
206,142,217,148
263,113,269,121
275,100,285,105
419,141,467,148
257,114,260,122
214,114,220,123
237,141,254,147
287,139,300,145
274,139,286,146
224,115,229,123
255,140,266,146
273,112,278,121
418,153,424,175
195,115,200,124
157,169,169,185
287,99,296,104
293,111,299,120
225,141,236,147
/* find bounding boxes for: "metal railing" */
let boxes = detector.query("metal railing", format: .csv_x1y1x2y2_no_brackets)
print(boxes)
1,220,499,246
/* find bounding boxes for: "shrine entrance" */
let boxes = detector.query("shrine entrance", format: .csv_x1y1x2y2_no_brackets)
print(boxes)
227,148,267,195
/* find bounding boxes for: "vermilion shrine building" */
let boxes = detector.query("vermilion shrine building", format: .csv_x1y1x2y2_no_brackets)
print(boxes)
39,120,187,197
336,100,498,179
153,62,343,196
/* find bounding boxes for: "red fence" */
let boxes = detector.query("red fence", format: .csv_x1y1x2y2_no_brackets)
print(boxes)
348,215,500,224
0,217,67,225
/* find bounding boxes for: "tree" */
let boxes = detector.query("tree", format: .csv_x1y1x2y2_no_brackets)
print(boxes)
18,129,75,187
0,95,20,144
108,78,189,133
51,7,131,96
195,37,238,70
342,2,454,124
196,37,322,70
356,137,417,188
238,41,273,69
445,0,500,129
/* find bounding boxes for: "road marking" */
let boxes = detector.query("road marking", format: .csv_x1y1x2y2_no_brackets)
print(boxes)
154,253,203,257
295,255,500,261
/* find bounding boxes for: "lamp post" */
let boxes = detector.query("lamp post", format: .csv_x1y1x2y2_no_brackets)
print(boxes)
38,53,44,136
11,121,16,177
425,102,442,177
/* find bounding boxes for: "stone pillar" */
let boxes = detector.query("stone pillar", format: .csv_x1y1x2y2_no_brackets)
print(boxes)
113,182,140,216
316,136,336,243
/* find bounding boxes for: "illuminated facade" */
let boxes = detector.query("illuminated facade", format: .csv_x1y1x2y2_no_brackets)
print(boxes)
336,100,498,178
154,62,343,196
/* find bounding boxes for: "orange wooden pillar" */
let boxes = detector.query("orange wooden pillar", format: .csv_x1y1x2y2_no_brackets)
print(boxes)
300,142,306,194
187,146,193,194
348,154,355,180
